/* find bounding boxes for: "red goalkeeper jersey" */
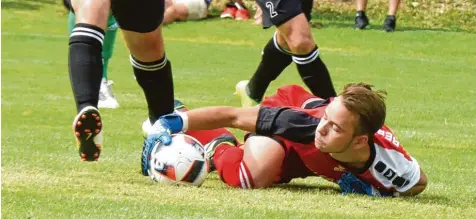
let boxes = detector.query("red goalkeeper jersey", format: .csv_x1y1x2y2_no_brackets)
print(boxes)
256,85,420,192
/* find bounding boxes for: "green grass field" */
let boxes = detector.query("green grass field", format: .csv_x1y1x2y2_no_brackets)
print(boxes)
2,1,476,218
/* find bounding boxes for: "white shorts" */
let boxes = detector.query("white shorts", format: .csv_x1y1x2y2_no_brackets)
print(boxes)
173,0,208,20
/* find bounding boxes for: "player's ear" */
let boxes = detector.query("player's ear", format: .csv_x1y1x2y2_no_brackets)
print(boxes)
354,135,369,149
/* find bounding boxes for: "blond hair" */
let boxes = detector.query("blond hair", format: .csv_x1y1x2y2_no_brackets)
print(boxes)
339,83,387,137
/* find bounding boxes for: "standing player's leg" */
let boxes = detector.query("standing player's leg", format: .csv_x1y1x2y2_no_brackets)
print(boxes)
276,13,336,99
111,0,174,124
67,11,75,33
236,0,335,107
68,0,110,161
271,0,336,99
383,0,400,32
66,0,120,109
206,135,284,188
98,14,120,109
101,15,117,81
237,31,293,106
354,0,369,29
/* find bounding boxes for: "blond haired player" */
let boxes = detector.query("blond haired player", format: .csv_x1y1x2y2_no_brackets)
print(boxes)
144,83,427,196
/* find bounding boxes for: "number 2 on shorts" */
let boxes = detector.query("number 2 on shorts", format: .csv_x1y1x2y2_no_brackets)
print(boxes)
266,2,278,18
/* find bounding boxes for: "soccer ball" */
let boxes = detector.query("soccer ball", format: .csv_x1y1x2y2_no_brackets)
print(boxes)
148,133,208,187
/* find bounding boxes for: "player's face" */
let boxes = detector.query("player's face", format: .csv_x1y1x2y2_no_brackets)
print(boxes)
314,97,359,153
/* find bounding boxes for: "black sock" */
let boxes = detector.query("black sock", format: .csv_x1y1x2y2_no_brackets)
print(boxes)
293,46,336,99
131,55,174,124
68,23,104,112
248,33,293,102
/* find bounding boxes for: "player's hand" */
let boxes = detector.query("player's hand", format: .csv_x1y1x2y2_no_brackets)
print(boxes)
146,113,185,146
141,130,173,176
337,172,394,197
141,114,184,176
148,113,184,136
141,134,156,176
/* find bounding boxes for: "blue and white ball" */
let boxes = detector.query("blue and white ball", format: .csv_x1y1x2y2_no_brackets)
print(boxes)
148,134,208,187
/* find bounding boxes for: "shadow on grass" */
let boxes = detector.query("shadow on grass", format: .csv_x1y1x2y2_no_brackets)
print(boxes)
271,183,341,194
198,176,458,205
2,0,56,10
396,26,472,33
395,193,458,205
274,184,460,205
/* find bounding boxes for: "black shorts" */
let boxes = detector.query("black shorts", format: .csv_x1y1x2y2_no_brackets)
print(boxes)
111,0,165,33
256,0,313,29
63,0,72,11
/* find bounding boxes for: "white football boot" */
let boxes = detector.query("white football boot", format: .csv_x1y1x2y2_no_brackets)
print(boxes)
234,80,259,107
98,79,119,109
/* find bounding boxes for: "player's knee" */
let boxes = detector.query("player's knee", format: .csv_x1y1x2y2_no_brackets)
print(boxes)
72,0,109,11
242,136,285,188
287,36,315,54
124,31,166,61
71,0,110,28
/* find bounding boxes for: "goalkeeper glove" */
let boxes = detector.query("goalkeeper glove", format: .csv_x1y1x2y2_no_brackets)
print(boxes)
337,172,396,197
141,113,186,176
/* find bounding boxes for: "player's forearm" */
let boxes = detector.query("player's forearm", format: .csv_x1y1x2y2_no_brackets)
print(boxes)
399,168,427,196
398,184,426,196
185,106,259,132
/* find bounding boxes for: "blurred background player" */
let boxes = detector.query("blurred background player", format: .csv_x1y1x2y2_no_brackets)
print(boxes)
234,0,336,107
220,0,250,20
69,0,175,161
253,6,263,25
162,0,212,25
63,0,120,108
354,0,401,32
145,83,427,196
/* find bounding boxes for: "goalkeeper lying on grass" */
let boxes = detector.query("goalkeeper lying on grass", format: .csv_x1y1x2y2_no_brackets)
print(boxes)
143,83,427,197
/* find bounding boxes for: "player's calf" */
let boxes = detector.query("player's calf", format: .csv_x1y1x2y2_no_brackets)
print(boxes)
132,55,174,124
211,143,255,189
246,32,293,103
69,23,105,111
204,135,238,172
